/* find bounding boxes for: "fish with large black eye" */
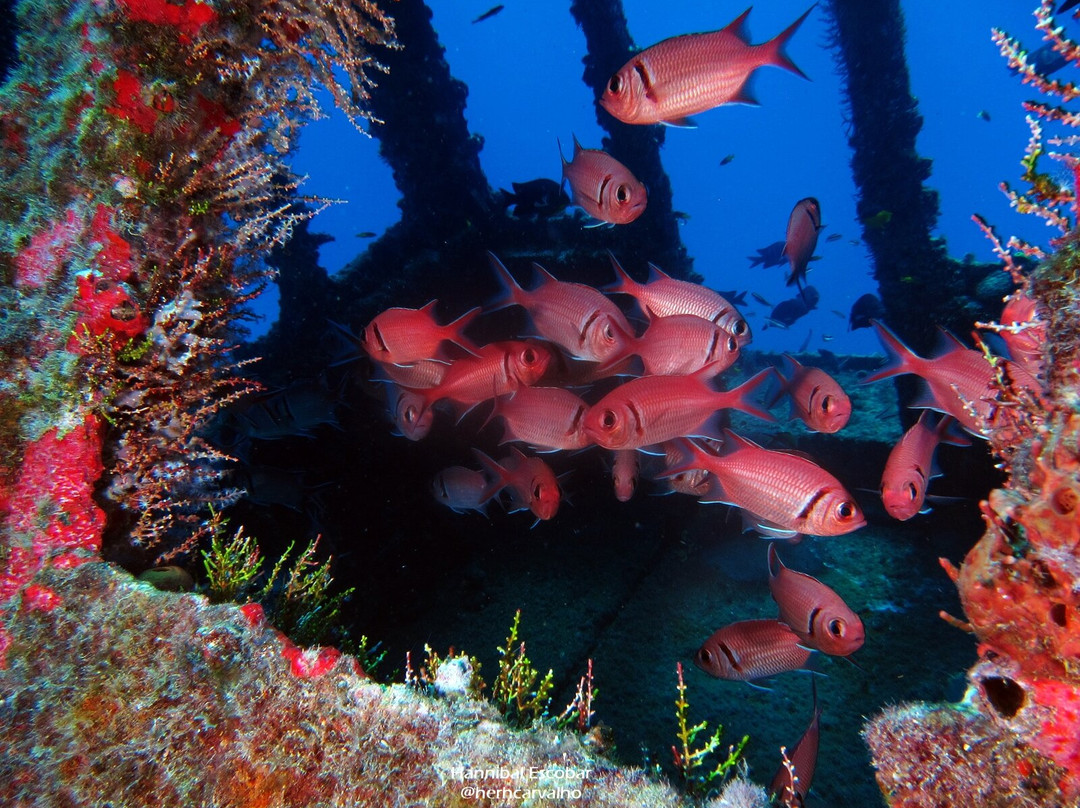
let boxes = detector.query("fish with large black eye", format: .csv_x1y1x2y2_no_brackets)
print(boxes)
767,544,864,657
600,6,814,127
694,619,813,682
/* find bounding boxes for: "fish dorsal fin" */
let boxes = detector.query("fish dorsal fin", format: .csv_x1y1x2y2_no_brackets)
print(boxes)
933,326,969,356
571,133,584,157
717,428,762,456
487,251,527,310
419,299,438,313
530,262,559,286
724,7,753,44
646,262,672,282
604,252,644,301
781,353,804,376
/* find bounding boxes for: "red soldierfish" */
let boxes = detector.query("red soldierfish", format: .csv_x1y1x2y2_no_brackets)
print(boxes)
665,433,865,537
768,544,864,656
600,6,814,127
782,197,822,293
431,466,498,514
612,449,639,501
769,698,820,806
583,367,775,451
606,255,751,347
361,301,479,367
862,320,1004,438
694,619,813,682
629,314,741,377
559,136,647,225
486,386,590,452
770,353,851,433
406,340,551,410
488,253,635,364
475,448,561,521
998,290,1045,382
880,410,970,521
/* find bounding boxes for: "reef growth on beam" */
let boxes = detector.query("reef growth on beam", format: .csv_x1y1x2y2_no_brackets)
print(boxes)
862,2,1080,804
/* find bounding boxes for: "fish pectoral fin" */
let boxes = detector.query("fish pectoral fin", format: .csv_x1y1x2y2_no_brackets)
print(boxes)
744,680,773,693
661,116,698,128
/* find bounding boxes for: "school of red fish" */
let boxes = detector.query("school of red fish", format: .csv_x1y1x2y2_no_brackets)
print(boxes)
345,6,1049,801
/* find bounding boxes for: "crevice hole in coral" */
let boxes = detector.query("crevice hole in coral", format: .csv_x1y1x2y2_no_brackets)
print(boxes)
981,675,1026,718
1051,484,1079,516
1050,602,1067,627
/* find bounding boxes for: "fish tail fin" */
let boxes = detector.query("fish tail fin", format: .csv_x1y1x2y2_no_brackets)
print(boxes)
762,4,815,81
725,367,778,423
442,305,483,356
603,252,641,296
860,319,924,385
656,438,709,480
936,414,973,448
487,251,526,312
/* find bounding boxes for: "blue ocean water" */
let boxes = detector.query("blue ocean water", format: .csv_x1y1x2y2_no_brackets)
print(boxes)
279,1,1051,357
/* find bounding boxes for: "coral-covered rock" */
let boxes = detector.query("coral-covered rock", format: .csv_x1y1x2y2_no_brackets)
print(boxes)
0,563,689,808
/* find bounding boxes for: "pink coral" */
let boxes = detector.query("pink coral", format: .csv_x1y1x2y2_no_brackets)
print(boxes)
14,209,81,289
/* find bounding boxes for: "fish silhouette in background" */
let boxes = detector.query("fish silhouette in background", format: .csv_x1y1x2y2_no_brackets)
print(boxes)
748,240,788,269
767,286,820,329
600,5,815,126
498,178,570,218
432,466,499,515
471,4,504,24
848,293,885,330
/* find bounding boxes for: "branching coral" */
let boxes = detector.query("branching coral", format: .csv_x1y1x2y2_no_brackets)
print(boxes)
0,0,398,590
